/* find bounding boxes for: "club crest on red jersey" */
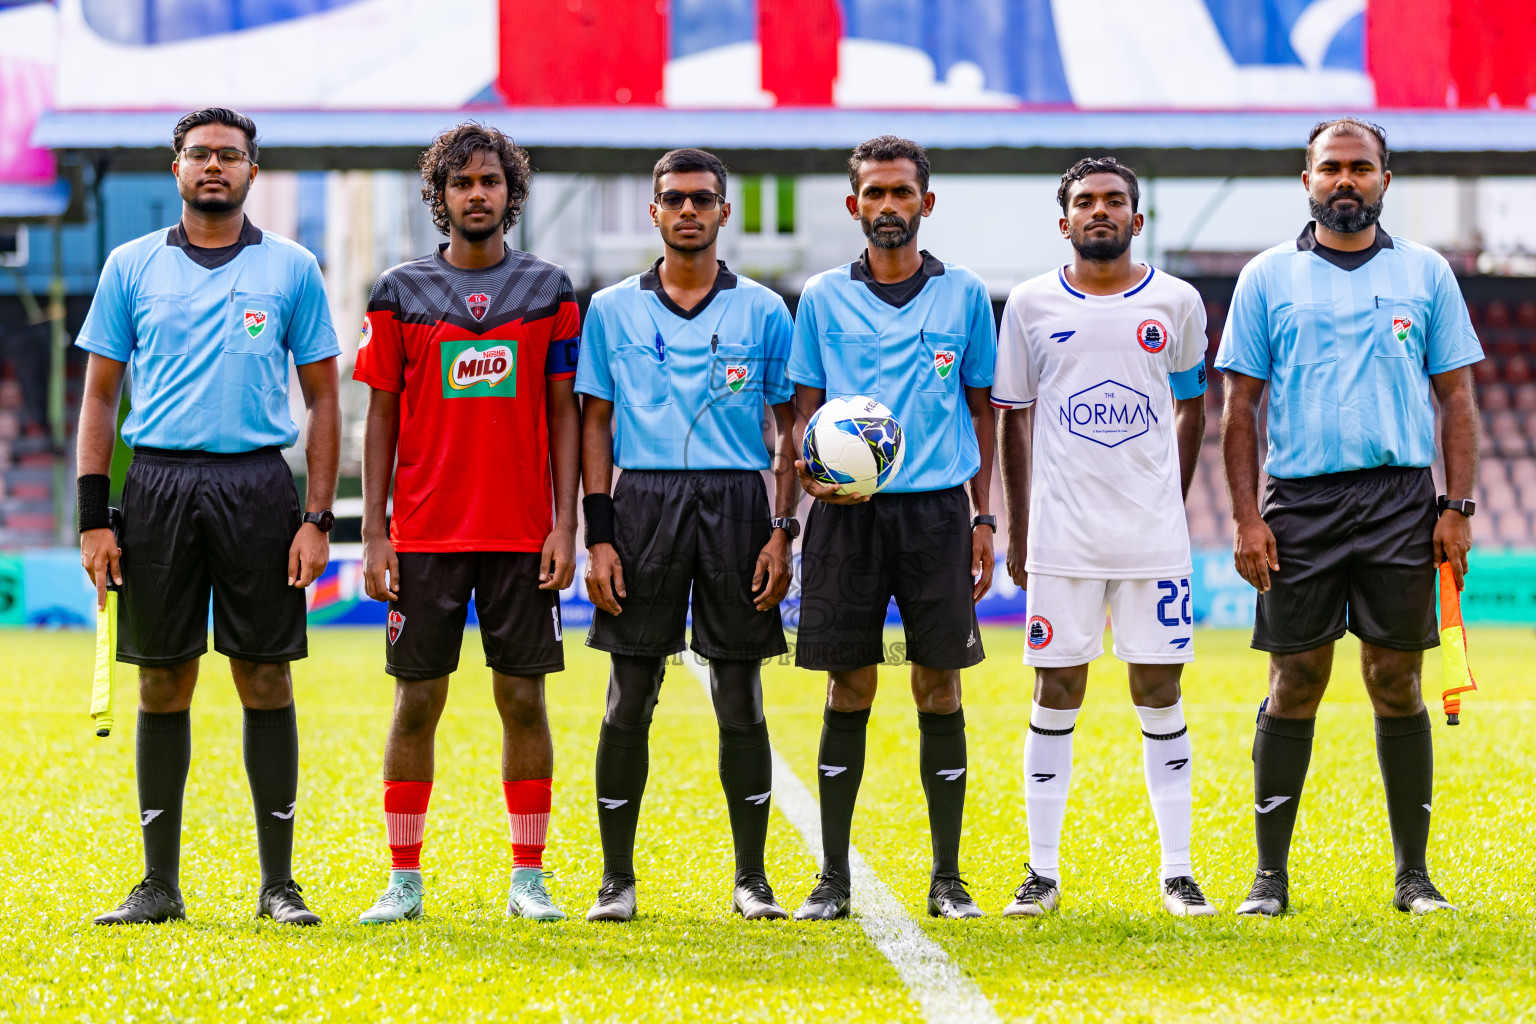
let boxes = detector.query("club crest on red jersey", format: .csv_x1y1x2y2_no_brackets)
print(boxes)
1027,615,1053,649
387,609,405,645
465,293,491,321
1136,319,1168,353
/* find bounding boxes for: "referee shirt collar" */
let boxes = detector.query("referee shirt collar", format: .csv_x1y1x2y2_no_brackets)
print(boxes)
166,215,262,270
639,257,738,320
1296,220,1392,272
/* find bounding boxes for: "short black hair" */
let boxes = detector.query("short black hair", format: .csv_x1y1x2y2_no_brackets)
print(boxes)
1057,156,1140,212
652,148,728,196
418,122,532,235
847,135,931,194
1306,117,1389,170
172,107,258,163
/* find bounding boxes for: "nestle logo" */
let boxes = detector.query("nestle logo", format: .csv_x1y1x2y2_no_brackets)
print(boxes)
1059,380,1157,448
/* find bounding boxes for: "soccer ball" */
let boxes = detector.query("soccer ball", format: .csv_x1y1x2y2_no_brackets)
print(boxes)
802,396,905,496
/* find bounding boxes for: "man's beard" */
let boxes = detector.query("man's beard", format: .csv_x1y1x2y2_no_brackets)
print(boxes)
1071,222,1133,262
1310,188,1384,234
451,208,505,243
861,211,920,250
182,176,250,213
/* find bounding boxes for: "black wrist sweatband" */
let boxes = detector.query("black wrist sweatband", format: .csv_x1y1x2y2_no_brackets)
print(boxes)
78,474,111,533
583,493,616,548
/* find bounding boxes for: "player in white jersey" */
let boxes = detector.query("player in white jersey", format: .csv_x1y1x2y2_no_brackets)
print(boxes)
994,158,1215,918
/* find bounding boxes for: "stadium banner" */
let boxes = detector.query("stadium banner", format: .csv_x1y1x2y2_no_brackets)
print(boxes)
10,0,1528,113
8,546,1536,630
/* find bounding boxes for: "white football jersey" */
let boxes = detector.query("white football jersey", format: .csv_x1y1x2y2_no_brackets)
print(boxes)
993,265,1207,579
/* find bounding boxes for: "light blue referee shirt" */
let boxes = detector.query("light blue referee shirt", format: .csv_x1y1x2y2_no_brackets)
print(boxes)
789,251,995,493
1215,224,1482,479
76,219,340,453
575,260,794,470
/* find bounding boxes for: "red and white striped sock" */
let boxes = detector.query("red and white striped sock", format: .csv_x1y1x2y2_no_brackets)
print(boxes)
383,779,432,872
503,778,552,870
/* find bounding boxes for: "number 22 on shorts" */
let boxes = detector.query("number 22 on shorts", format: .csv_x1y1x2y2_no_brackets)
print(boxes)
1156,579,1192,627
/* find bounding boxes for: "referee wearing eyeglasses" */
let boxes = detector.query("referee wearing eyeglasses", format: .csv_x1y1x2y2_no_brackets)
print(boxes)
76,108,341,926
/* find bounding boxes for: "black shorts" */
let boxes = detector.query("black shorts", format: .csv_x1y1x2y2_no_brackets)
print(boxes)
387,552,564,680
795,485,983,672
586,469,788,662
117,447,306,666
1253,465,1439,654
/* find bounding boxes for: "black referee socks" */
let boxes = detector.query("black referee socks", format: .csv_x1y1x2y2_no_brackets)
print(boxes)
817,706,870,878
136,709,191,889
918,708,968,878
718,720,772,879
1252,712,1314,873
1376,710,1434,878
243,703,300,886
595,720,649,879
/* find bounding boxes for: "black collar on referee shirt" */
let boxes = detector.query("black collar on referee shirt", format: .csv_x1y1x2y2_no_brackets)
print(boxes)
640,257,738,320
167,216,262,270
851,249,945,308
1297,220,1392,272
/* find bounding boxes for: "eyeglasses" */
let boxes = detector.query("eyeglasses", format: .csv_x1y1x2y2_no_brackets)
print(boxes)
654,190,724,211
180,147,251,167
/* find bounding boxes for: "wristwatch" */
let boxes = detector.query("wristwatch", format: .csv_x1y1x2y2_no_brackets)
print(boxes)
771,516,800,540
1437,496,1475,517
972,515,998,530
303,510,335,533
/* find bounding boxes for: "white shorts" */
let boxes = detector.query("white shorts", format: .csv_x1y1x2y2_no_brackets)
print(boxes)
1022,573,1196,667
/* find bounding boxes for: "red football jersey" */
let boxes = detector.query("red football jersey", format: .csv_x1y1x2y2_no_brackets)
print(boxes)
354,247,580,552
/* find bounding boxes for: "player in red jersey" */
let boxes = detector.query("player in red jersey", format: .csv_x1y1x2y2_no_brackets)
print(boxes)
353,124,580,922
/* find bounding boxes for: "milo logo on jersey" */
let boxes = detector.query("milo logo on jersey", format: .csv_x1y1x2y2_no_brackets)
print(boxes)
1061,380,1157,448
441,339,517,397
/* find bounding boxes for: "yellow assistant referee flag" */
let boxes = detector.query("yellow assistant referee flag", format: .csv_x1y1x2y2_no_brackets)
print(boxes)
91,590,117,737
1438,561,1477,726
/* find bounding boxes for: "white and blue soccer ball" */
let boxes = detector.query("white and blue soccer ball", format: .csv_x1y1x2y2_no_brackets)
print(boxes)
802,396,905,497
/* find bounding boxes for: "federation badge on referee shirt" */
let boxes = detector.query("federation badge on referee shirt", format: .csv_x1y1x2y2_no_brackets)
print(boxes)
725,365,748,393
933,350,956,379
1393,316,1413,343
243,309,268,339
387,609,405,645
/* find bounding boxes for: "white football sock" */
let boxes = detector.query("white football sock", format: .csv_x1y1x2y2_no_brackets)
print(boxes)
1135,700,1194,881
1024,703,1078,880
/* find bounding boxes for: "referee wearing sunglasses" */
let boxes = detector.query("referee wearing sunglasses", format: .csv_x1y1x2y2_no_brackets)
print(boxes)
576,149,798,923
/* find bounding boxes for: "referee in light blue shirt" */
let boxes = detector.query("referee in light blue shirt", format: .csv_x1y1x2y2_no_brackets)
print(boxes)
75,109,341,927
575,148,798,923
789,136,997,923
1216,118,1482,920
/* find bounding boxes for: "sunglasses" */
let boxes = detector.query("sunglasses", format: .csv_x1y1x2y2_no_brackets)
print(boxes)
180,147,251,167
654,190,724,211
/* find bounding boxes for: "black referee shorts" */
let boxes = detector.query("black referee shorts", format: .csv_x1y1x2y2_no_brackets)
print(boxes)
117,447,306,666
587,469,788,662
386,552,564,680
1253,465,1439,654
795,486,983,672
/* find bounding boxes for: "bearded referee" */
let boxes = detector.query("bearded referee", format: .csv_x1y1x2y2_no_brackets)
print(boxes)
791,136,997,921
76,108,340,925
578,149,797,922
1218,118,1482,917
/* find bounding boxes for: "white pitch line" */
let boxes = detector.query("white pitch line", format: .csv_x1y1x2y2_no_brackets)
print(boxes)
684,654,1000,1024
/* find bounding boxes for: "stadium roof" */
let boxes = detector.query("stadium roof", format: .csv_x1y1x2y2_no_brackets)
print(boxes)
32,108,1536,177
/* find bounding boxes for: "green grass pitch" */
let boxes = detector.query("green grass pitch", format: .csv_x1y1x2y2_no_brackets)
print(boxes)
5,626,1535,1022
